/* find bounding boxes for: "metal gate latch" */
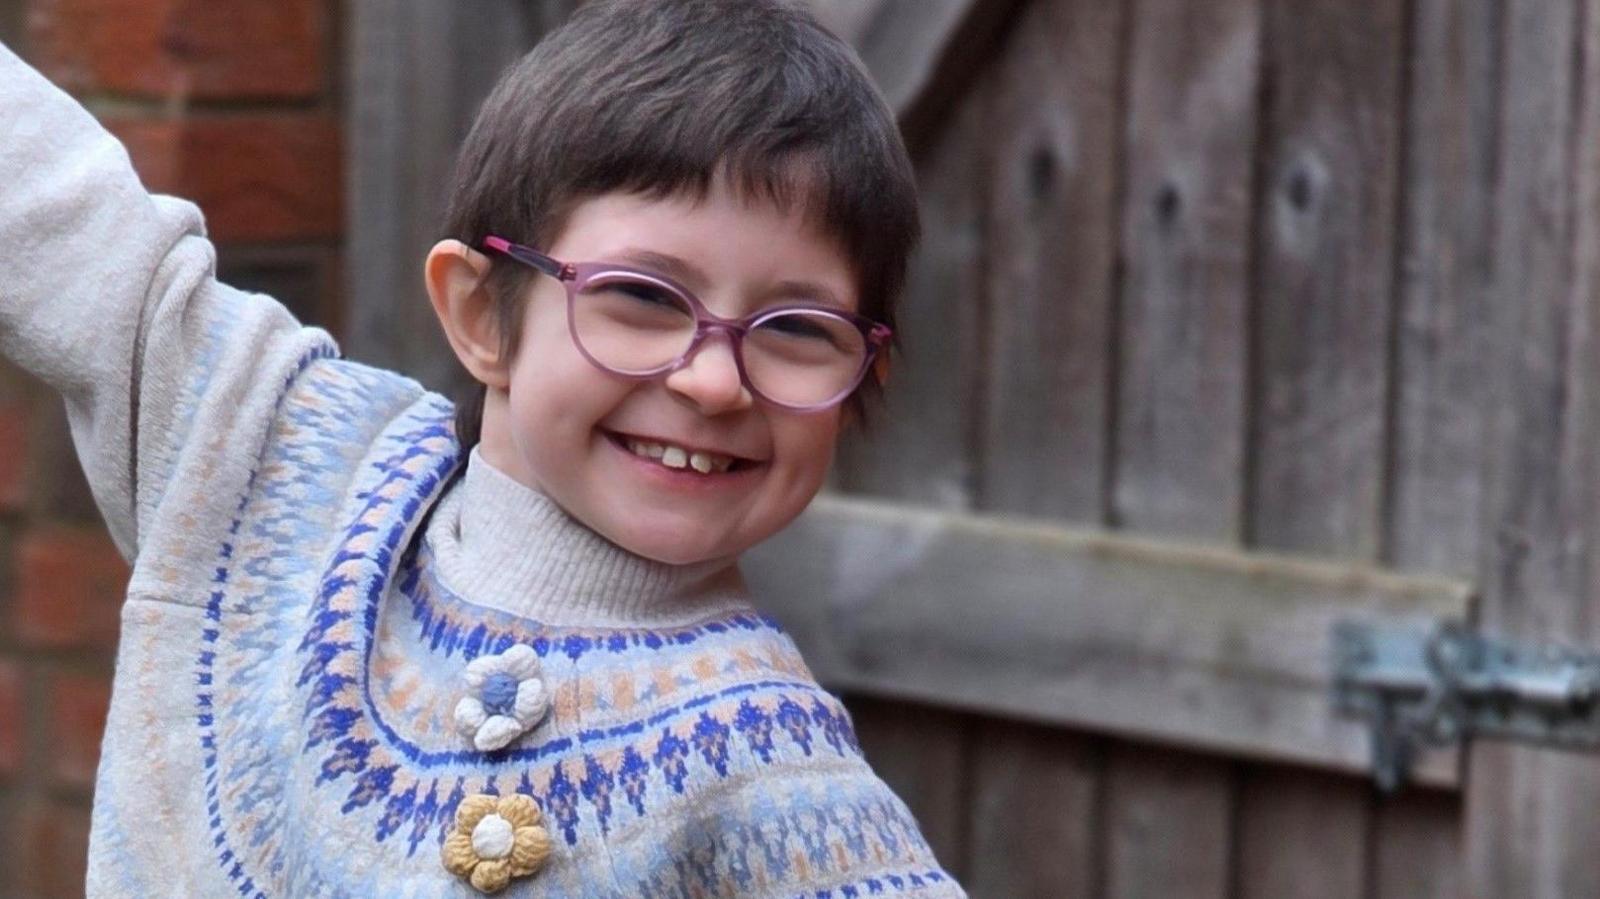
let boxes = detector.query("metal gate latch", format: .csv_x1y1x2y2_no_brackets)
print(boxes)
1333,621,1600,791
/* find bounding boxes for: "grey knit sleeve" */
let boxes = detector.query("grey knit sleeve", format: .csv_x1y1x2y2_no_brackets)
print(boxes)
0,42,336,559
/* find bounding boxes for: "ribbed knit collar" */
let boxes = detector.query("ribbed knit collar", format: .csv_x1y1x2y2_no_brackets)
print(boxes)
421,447,751,628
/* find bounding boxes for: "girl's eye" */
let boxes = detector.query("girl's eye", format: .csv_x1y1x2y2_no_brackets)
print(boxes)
610,281,679,307
762,314,834,340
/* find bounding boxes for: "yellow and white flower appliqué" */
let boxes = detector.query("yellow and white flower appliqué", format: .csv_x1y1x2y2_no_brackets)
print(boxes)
441,792,553,893
453,644,550,751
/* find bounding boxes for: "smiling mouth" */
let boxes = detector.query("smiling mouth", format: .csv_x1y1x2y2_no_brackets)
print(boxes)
604,431,758,475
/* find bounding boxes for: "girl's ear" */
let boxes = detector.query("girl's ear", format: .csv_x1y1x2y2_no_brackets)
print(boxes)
872,351,891,388
425,240,511,389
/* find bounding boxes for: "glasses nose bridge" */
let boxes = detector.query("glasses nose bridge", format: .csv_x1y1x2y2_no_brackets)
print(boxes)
666,318,752,410
685,318,748,359
664,317,749,382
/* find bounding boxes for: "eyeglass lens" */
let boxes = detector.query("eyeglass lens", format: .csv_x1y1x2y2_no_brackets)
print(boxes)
571,274,868,407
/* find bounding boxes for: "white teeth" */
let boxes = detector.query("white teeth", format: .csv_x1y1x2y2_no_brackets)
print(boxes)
624,437,734,474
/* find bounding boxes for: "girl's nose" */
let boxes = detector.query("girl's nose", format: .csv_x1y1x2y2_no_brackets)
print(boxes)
663,333,754,415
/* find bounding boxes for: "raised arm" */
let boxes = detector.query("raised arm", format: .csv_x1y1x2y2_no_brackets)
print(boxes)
0,42,336,558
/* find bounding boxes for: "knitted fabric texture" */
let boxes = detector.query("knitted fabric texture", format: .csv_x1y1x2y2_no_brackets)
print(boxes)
0,41,965,899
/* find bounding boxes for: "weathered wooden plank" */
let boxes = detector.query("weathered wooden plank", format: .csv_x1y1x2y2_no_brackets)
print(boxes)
743,494,1472,784
1248,0,1404,558
821,13,989,879
963,719,1100,898
1242,0,1407,892
860,0,1027,149
813,0,969,115
1368,0,1498,891
1102,746,1233,899
346,1,571,390
1386,0,1499,579
948,5,1127,884
1113,0,1259,541
834,71,986,508
975,0,1122,522
1373,789,1461,899
807,0,1031,150
345,0,449,389
1466,1,1600,896
1104,0,1261,884
842,695,971,881
1236,766,1370,898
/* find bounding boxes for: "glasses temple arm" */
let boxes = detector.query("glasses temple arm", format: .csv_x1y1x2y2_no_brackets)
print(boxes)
481,235,567,279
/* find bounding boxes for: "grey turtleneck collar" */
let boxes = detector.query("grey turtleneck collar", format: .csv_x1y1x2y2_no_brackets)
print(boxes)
422,447,752,628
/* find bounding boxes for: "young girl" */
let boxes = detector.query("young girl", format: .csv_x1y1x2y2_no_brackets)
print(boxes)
1,0,965,896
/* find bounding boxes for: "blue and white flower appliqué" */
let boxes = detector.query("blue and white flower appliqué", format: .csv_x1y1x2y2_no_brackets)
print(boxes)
453,644,551,752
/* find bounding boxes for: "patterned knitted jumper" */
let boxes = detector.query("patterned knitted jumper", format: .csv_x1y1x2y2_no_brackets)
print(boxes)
0,45,963,898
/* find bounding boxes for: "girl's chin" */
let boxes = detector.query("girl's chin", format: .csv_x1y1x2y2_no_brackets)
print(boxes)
598,520,724,566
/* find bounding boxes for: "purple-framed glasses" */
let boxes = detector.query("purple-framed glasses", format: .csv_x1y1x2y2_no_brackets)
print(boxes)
480,235,891,412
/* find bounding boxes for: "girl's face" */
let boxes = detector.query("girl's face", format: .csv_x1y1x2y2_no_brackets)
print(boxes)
475,184,858,565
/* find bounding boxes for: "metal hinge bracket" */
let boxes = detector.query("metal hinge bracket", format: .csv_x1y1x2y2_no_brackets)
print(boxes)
1333,621,1600,791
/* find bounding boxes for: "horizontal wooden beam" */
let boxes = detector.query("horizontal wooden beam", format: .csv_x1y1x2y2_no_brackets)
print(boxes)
743,495,1476,787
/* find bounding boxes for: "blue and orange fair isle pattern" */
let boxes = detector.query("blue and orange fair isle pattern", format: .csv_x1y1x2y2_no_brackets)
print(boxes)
187,355,961,897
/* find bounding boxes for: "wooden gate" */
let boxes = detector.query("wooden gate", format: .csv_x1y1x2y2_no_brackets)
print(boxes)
349,1,1600,895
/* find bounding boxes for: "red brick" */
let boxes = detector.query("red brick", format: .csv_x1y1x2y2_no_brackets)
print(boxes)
9,799,91,899
107,115,344,243
0,396,26,511
28,0,325,100
0,660,21,778
14,527,129,650
47,670,112,790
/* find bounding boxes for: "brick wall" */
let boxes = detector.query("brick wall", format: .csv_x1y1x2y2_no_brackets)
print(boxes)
0,3,344,895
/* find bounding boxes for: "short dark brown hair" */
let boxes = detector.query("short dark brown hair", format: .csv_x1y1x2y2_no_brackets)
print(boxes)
443,0,920,448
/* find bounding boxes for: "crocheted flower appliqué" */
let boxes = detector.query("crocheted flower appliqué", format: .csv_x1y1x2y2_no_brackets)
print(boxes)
442,793,553,893
454,644,551,751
